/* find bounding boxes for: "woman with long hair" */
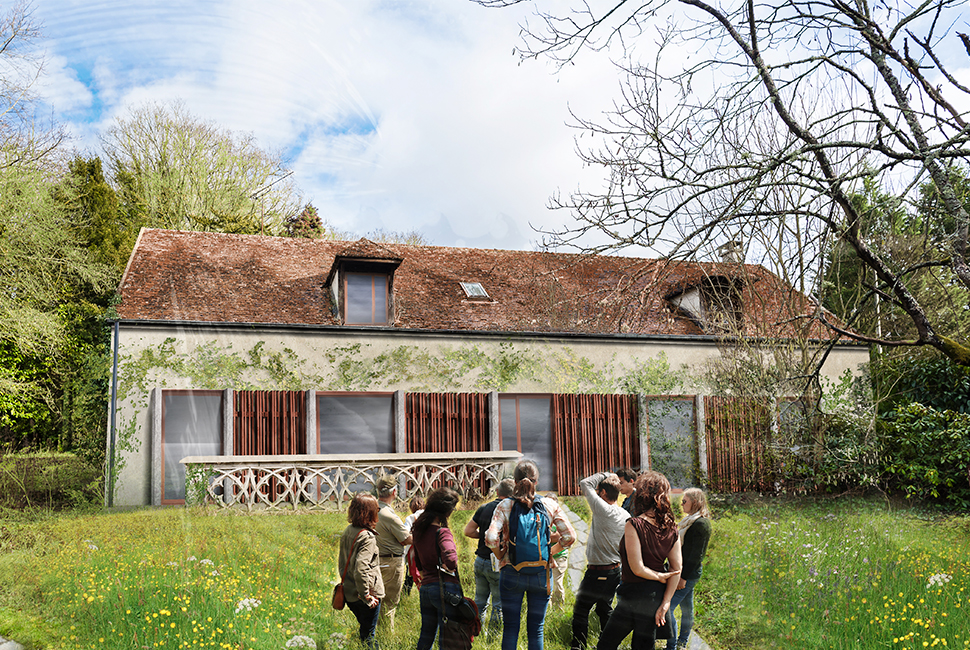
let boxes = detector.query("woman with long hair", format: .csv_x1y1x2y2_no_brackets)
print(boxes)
338,493,384,649
665,488,712,650
485,459,576,650
411,486,463,650
596,471,682,650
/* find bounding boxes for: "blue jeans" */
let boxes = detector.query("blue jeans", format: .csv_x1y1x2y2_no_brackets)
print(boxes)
570,566,621,650
499,566,550,650
346,598,381,649
474,555,502,630
595,581,665,650
417,580,463,650
665,578,698,650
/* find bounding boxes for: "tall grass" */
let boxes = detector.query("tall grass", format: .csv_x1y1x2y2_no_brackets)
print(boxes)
0,505,579,650
3,497,968,650
697,497,970,650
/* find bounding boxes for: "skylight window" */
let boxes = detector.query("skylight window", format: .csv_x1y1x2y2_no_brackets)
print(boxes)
460,282,489,299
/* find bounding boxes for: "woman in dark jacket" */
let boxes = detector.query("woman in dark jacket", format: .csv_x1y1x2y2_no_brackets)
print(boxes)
339,493,385,649
597,471,682,650
411,486,463,650
665,487,712,650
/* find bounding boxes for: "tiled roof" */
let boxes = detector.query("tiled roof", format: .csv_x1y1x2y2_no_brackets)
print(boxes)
117,229,837,339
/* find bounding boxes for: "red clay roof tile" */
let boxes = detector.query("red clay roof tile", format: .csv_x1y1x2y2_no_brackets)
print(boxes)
116,229,839,340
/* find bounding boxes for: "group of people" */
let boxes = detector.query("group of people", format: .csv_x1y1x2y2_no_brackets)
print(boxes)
336,460,711,650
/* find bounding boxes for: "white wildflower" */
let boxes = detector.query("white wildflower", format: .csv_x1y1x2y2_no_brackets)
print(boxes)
927,573,952,589
199,558,214,566
285,635,317,648
235,598,261,614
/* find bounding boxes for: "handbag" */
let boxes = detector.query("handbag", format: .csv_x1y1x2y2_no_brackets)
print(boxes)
333,529,366,610
436,529,481,649
655,613,673,639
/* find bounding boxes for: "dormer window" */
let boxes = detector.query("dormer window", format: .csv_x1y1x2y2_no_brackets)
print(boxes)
460,282,489,300
667,276,743,333
325,239,403,327
345,272,389,325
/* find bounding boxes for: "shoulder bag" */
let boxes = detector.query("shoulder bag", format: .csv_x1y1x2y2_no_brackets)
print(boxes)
332,529,366,610
435,527,481,649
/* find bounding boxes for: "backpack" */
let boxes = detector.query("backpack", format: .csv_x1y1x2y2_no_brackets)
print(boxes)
506,497,551,574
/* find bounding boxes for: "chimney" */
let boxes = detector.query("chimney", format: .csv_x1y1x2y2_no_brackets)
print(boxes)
717,240,743,264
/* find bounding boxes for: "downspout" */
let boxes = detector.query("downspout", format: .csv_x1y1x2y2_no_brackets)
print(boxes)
107,319,120,508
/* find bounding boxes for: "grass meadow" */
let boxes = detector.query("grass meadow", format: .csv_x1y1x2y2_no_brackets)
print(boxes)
0,495,968,649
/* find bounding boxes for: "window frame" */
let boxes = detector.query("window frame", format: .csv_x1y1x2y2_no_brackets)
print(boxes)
342,271,390,325
160,389,224,506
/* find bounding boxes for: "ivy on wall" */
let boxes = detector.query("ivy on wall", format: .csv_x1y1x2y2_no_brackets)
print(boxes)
118,337,684,397
108,336,685,499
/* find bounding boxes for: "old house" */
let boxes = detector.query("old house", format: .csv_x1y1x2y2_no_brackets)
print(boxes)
109,229,868,506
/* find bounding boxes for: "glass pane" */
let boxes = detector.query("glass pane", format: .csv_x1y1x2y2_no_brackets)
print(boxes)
317,394,395,454
648,399,695,489
373,276,387,323
345,273,375,323
500,398,519,452
500,396,555,492
163,393,223,502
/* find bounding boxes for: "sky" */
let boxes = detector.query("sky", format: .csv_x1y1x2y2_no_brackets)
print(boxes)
32,0,623,251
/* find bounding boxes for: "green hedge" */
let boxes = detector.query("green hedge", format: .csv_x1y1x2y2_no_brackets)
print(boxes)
880,403,970,508
0,452,101,509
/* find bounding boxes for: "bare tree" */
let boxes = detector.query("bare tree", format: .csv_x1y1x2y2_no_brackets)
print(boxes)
102,101,302,234
0,1,65,166
477,0,970,366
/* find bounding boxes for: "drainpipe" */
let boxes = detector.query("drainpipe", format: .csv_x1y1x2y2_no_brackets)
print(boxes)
107,320,120,508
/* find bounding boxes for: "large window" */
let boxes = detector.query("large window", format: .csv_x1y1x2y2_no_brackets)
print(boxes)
647,398,696,488
162,391,223,504
344,272,389,325
317,393,395,454
500,395,555,491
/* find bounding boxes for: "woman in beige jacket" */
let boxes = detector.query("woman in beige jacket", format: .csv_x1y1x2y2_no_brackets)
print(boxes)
338,494,385,649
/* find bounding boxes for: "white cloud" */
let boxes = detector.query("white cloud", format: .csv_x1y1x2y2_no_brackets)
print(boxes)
35,0,622,249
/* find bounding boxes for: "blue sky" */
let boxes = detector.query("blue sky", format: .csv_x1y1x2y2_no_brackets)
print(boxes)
33,0,621,250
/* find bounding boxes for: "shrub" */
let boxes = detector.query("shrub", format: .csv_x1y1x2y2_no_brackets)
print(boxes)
0,451,101,509
880,403,970,508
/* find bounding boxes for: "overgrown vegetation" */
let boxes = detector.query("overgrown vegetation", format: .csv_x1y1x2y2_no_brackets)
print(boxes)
2,496,967,650
0,452,101,509
0,502,587,650
701,495,970,650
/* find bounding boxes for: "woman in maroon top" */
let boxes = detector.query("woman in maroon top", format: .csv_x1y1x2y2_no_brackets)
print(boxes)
411,486,463,650
597,472,683,650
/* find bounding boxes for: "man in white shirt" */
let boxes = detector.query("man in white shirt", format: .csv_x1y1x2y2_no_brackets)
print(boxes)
570,471,630,650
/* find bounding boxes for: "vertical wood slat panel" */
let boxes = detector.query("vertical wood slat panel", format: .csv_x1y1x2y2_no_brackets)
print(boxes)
234,390,307,456
404,393,490,494
232,390,307,501
705,395,773,493
553,394,639,496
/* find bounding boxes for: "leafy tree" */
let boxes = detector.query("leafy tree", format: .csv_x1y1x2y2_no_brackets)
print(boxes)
284,204,323,239
101,101,302,235
60,156,134,275
0,161,114,449
478,0,970,366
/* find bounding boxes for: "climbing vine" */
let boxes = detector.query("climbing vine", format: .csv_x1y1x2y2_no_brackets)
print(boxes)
110,337,685,499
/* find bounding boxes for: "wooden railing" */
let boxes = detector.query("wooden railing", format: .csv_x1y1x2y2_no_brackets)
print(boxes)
180,451,522,510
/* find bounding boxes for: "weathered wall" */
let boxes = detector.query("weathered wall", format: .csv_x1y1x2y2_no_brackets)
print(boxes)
108,322,870,506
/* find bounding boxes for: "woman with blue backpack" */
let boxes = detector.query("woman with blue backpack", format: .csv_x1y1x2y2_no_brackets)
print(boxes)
485,459,576,650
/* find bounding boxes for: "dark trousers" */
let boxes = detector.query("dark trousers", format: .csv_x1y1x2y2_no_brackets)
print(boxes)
570,566,621,650
347,597,381,649
596,581,665,650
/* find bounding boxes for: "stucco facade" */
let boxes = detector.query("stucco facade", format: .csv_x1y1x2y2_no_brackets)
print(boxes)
108,320,869,506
